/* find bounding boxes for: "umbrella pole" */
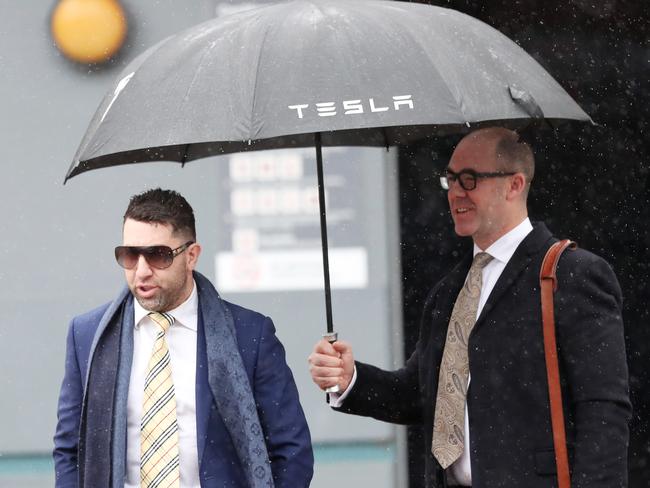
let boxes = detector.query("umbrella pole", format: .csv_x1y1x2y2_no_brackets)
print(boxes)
315,132,340,394
315,132,334,333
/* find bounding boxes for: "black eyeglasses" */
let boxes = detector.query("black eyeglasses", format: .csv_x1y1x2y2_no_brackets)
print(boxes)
114,241,194,270
440,168,516,191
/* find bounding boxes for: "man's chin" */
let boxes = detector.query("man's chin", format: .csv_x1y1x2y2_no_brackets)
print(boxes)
453,223,475,238
134,294,163,312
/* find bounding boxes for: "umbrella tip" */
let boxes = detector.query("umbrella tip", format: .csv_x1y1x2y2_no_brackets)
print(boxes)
63,161,81,184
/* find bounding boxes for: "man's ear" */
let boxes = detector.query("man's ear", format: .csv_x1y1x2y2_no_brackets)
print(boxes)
187,243,202,270
506,173,527,201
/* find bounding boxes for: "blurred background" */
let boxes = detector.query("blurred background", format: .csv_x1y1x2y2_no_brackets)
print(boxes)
0,0,647,487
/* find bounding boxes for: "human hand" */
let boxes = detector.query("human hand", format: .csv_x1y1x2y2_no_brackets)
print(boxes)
308,338,355,392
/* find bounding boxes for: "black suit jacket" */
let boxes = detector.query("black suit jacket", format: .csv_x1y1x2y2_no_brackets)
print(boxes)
336,223,631,488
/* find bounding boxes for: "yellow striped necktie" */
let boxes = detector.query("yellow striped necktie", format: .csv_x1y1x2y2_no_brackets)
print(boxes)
141,312,180,488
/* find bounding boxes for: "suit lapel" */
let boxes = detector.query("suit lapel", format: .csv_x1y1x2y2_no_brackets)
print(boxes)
423,253,473,397
474,222,553,330
439,254,473,315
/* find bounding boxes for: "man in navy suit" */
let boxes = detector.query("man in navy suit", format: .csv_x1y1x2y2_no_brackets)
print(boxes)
54,188,313,488
309,128,630,487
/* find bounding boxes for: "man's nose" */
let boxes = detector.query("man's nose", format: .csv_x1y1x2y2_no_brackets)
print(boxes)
134,255,153,277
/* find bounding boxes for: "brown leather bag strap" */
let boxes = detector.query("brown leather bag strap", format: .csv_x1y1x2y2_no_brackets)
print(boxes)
540,239,577,488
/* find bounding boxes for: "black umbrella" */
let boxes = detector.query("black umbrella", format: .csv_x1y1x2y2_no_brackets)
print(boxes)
64,0,591,375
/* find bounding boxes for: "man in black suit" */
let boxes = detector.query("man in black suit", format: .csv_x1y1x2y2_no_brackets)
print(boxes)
308,127,631,487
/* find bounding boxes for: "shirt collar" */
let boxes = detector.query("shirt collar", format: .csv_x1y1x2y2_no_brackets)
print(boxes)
133,280,198,331
473,217,533,264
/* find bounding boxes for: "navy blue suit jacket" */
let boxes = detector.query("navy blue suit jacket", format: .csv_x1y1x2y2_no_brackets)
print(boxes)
53,293,313,487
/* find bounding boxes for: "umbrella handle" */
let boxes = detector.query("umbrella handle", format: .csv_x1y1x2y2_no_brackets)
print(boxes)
323,332,341,394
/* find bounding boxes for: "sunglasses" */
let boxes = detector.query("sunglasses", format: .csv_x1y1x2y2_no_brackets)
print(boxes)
114,241,194,270
440,168,516,191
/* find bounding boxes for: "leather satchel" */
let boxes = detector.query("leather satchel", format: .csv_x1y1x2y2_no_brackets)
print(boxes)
539,239,577,488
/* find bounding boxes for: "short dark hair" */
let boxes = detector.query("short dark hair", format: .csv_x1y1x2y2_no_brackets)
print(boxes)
123,188,196,240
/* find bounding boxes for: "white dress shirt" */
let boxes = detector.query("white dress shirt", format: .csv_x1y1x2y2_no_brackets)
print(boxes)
331,217,533,486
448,217,533,485
125,282,201,488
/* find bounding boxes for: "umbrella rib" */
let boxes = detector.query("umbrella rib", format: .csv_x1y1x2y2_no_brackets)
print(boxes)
247,23,274,141
182,42,217,113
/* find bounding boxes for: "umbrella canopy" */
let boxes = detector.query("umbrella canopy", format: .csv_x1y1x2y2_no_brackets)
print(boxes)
65,0,590,180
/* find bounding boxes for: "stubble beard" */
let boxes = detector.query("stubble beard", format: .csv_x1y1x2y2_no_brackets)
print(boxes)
132,274,188,312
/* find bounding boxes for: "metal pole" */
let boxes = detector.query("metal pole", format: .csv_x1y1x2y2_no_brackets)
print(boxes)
315,132,334,333
315,132,340,394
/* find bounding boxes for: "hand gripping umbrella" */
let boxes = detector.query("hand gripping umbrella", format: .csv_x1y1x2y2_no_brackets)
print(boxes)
64,0,591,391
